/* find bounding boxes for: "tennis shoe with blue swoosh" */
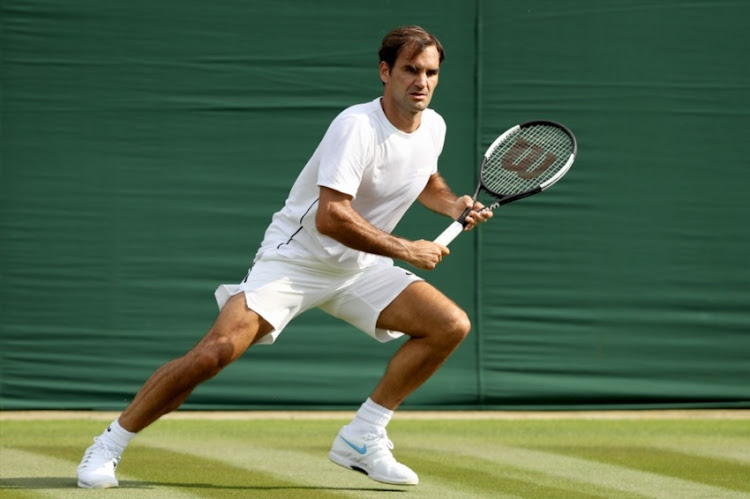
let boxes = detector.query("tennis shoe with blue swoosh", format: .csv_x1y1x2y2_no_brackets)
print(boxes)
328,427,418,485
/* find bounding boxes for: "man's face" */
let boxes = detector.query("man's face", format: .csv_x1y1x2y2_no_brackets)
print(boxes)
380,45,441,115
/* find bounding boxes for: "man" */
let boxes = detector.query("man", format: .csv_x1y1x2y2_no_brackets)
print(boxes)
76,25,490,488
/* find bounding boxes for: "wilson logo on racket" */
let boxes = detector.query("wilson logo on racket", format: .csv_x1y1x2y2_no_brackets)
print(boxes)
501,138,557,179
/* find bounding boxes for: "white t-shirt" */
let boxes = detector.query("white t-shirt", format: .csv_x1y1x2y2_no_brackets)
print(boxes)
255,97,446,270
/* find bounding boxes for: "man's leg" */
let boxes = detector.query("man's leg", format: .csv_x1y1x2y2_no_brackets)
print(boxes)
329,281,470,485
77,293,274,488
371,280,470,409
119,293,274,432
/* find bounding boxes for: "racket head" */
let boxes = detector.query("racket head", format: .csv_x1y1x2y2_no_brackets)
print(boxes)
480,120,577,207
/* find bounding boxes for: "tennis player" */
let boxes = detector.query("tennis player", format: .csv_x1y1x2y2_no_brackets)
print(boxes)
77,25,490,488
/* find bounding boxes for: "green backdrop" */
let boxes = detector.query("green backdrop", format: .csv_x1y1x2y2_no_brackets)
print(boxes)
1,0,748,410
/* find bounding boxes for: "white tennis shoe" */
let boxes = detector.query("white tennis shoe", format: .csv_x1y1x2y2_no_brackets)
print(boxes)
76,437,120,488
328,427,418,485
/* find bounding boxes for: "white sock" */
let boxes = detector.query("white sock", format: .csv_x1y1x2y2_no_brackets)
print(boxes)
98,419,136,457
344,398,394,436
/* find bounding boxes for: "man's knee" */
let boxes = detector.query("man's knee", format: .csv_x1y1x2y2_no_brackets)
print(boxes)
186,318,257,381
187,337,239,381
186,302,270,381
442,308,471,346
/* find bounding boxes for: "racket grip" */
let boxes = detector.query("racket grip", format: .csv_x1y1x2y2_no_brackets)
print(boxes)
434,221,464,247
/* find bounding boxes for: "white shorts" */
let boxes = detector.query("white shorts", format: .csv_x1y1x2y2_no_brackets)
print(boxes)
214,255,423,345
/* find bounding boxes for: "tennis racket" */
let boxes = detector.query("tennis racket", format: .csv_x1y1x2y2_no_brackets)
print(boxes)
434,120,577,246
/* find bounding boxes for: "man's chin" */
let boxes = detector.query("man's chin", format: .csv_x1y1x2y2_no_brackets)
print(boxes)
410,100,430,112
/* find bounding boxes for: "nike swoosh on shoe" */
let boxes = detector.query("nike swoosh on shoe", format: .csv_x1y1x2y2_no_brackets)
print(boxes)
339,435,367,455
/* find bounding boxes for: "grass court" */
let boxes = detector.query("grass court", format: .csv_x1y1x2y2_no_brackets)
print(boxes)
1,410,749,498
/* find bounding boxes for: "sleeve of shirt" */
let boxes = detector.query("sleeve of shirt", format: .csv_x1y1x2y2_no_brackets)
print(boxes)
430,111,447,175
316,115,372,198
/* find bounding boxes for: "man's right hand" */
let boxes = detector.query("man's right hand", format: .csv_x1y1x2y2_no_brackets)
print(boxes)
406,240,449,270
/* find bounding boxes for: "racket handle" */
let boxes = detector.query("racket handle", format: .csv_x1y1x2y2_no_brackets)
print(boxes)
434,221,464,247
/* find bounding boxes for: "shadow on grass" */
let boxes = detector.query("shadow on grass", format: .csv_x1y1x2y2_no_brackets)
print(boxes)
0,477,407,492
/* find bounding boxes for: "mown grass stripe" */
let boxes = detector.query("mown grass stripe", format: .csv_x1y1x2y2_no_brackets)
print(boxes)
141,436,414,498
143,432,488,498
0,447,201,499
142,423,636,498
401,449,645,499
124,446,354,498
654,442,750,464
411,440,750,499
535,445,750,492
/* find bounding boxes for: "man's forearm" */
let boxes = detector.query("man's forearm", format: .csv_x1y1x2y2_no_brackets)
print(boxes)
418,173,462,219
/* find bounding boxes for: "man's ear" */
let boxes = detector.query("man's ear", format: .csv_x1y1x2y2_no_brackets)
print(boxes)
379,61,390,85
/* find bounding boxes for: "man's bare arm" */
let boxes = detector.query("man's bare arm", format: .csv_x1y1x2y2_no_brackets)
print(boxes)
417,172,492,228
316,186,448,270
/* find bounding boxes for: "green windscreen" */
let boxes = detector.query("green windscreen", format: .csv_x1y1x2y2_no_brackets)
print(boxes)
1,1,748,410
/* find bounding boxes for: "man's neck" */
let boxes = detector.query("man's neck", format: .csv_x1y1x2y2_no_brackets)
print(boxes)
380,98,421,133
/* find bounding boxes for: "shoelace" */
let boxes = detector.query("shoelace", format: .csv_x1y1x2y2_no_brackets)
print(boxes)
363,432,397,464
81,438,118,467
381,436,394,451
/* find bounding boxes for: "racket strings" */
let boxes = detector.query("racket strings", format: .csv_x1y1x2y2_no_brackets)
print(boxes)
482,125,573,195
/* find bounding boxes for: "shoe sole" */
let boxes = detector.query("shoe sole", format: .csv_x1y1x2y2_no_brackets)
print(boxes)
328,451,418,486
77,480,119,489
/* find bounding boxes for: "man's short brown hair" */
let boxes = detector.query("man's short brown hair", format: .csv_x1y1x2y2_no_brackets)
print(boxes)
379,26,445,69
